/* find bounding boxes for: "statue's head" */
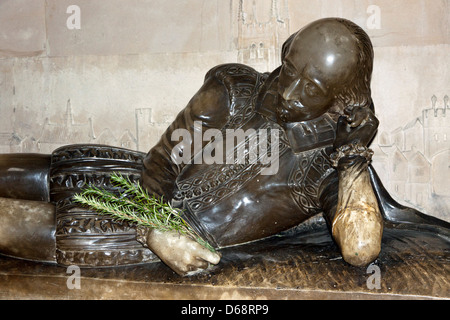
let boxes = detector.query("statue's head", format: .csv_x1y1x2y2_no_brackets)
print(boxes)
276,18,374,123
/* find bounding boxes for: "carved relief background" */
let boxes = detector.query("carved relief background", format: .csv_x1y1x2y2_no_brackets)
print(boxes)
0,0,448,221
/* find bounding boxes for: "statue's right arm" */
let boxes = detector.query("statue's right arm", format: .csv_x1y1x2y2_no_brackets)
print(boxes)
138,67,230,275
141,67,231,200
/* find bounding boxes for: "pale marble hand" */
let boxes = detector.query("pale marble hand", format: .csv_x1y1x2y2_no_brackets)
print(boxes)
140,228,221,276
332,156,383,267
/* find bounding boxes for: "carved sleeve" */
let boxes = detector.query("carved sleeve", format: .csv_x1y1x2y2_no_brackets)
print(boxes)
140,68,231,200
320,144,383,266
319,144,378,224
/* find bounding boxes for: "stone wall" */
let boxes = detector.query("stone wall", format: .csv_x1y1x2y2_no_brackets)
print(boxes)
0,0,448,221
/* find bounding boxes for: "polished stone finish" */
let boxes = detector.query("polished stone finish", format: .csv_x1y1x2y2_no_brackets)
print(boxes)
0,218,448,300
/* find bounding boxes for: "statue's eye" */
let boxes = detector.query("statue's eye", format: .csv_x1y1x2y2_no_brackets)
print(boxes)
305,82,320,97
283,63,296,77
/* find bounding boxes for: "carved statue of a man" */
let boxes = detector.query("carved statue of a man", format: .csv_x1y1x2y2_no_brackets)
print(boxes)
0,18,448,276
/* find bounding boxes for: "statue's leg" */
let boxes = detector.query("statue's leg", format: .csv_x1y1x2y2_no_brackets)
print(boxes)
0,153,56,263
0,153,51,201
0,197,56,263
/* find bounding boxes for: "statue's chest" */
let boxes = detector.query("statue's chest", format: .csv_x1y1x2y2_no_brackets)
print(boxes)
173,66,337,216
172,115,336,217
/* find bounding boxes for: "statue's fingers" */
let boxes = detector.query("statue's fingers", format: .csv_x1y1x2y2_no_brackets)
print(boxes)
350,117,365,128
190,259,209,270
185,239,221,265
183,253,220,276
343,105,355,116
197,247,221,265
348,108,368,127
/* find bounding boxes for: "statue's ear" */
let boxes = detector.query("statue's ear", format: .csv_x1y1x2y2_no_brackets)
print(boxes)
281,32,298,62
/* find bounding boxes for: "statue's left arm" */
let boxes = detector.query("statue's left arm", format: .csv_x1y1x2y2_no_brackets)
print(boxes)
320,105,383,267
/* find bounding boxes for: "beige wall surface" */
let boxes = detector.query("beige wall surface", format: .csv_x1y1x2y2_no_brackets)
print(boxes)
0,0,449,221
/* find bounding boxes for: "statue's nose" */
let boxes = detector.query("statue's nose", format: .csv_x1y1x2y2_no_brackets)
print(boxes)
282,78,301,101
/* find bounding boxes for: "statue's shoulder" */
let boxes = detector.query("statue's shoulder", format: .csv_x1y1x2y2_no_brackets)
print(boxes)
205,63,263,87
193,64,266,120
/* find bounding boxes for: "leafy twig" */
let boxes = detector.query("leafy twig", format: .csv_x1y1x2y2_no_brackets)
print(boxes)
73,172,215,252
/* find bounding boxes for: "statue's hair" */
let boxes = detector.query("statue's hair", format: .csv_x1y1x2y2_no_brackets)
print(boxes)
334,18,374,111
281,18,374,113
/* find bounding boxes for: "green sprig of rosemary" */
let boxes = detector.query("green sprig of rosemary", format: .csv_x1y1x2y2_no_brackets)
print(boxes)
73,172,215,252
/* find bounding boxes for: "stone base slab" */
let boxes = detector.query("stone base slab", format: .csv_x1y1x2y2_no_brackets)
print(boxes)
0,221,448,300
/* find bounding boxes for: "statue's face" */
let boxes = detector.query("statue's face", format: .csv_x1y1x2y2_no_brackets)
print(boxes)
277,20,359,123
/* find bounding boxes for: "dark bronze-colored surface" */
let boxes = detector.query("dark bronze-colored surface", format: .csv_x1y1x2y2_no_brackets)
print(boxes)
140,18,379,250
0,219,448,299
0,17,448,281
0,198,56,263
49,145,158,267
0,153,51,202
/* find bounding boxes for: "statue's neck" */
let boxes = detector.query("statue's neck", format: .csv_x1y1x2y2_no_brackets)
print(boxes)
255,67,281,123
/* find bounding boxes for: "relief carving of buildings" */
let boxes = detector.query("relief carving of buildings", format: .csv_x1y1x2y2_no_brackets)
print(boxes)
372,95,450,221
0,101,169,155
1,0,292,154
236,0,290,72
